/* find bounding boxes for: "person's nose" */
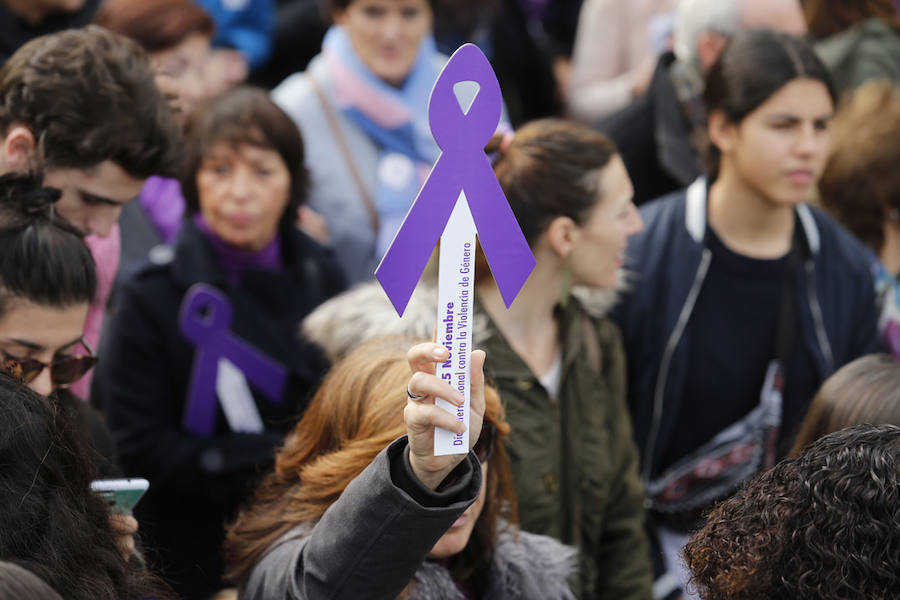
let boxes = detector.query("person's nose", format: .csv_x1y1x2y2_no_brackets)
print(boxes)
182,72,207,110
625,202,644,236
27,367,54,397
381,14,404,42
87,204,124,238
229,166,252,202
793,122,820,157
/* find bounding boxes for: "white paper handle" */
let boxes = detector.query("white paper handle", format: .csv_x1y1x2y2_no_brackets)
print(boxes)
434,192,476,455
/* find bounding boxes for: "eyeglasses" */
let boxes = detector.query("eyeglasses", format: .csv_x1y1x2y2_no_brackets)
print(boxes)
473,423,497,464
1,340,97,388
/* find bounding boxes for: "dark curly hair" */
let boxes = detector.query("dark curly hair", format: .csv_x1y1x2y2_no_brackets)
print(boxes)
684,424,900,600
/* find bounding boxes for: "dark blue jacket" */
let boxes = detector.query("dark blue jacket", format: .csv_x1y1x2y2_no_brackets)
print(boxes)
614,178,880,483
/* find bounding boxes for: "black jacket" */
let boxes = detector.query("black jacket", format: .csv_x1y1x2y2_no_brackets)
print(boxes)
95,220,344,600
59,389,120,478
614,179,880,482
597,52,700,206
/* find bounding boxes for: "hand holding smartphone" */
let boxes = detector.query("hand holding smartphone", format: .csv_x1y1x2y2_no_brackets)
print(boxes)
90,478,149,515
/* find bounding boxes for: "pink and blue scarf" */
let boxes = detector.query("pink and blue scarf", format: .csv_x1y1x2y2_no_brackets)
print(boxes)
322,25,443,254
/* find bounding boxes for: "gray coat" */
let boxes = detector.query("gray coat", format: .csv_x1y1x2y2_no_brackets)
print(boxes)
272,56,381,284
240,439,576,600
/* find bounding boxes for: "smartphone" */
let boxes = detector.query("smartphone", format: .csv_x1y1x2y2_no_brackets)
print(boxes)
90,478,149,515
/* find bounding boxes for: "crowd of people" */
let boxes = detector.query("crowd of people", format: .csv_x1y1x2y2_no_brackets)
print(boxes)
0,0,899,599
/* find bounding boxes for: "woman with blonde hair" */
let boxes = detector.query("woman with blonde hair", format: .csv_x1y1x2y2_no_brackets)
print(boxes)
224,338,576,599
684,424,900,599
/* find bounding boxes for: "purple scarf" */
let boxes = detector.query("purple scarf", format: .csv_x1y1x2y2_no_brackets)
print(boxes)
193,214,282,285
520,0,550,19
138,176,185,244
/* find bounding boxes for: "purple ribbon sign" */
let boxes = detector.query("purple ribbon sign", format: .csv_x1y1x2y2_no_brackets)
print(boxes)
377,44,534,456
179,284,288,437
375,43,535,316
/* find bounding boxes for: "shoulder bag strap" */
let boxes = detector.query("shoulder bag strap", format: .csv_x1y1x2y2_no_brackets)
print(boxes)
308,74,380,234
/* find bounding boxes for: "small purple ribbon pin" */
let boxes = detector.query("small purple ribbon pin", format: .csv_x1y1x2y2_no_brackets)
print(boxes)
179,284,288,437
375,44,535,315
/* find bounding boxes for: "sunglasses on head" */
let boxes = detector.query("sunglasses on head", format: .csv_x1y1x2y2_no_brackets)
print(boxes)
1,339,97,388
473,422,497,464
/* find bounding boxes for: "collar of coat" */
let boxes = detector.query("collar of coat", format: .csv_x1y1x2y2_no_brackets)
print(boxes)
475,295,605,383
169,218,309,290
684,177,821,256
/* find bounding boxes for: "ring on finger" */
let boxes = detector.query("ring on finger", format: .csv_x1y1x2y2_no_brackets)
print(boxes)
407,384,426,400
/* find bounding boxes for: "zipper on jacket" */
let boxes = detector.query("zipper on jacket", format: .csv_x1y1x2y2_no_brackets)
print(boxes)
559,373,571,539
805,260,834,373
642,249,712,484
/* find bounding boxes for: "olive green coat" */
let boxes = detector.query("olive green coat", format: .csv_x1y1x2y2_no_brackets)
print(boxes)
815,18,900,94
475,298,653,600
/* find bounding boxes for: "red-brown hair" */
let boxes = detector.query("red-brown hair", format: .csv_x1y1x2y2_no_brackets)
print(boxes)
224,336,516,589
818,81,900,255
94,0,214,53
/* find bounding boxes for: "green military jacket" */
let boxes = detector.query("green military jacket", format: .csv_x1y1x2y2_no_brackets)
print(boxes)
475,297,652,600
815,17,900,94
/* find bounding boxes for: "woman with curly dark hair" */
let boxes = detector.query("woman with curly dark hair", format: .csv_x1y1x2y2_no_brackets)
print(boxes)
684,423,900,600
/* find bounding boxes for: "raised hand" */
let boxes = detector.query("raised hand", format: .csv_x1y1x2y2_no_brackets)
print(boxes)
404,342,486,489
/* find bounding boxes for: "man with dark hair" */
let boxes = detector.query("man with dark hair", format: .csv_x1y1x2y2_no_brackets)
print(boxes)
0,25,181,236
0,25,181,402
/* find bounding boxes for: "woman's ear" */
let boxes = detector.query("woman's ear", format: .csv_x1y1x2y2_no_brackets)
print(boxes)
0,125,37,173
707,110,735,155
543,215,578,259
